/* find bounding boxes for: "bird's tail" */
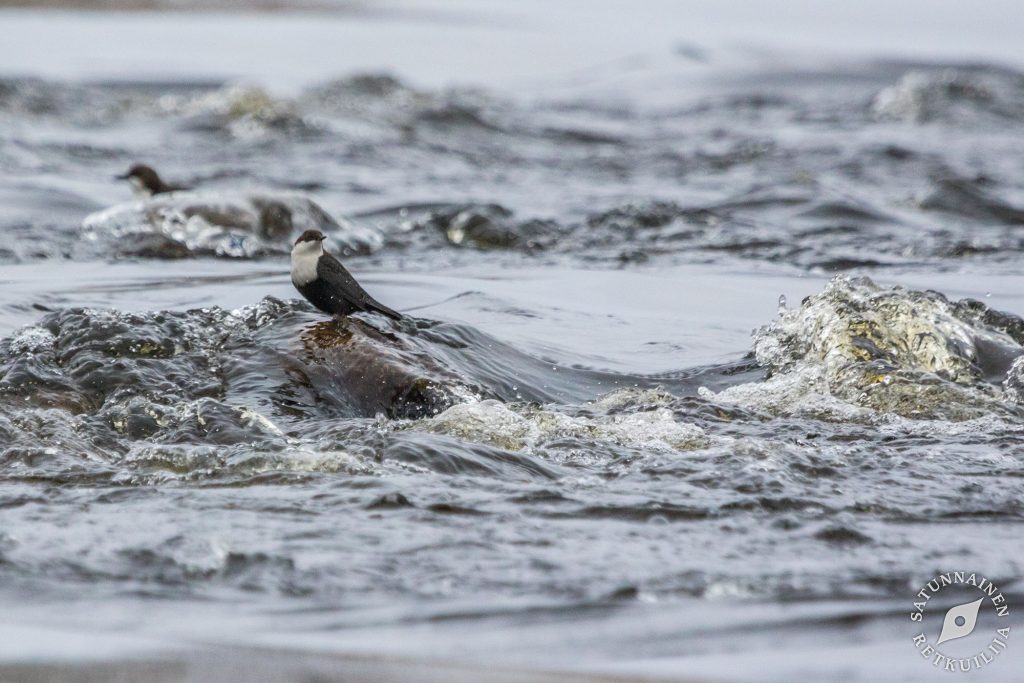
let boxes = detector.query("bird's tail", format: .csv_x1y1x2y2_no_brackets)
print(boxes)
368,299,403,321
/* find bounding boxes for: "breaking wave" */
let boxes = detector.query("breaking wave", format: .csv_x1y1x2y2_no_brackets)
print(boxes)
702,276,1024,421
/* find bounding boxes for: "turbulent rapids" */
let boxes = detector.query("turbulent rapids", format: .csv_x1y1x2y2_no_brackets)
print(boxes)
5,64,1024,266
2,14,1024,676
0,297,710,482
3,276,1023,489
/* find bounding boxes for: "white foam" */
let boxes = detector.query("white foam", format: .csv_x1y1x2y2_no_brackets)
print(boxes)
417,397,707,453
8,326,55,355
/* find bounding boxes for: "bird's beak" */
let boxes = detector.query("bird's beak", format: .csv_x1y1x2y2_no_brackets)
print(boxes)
318,235,328,241
115,173,129,180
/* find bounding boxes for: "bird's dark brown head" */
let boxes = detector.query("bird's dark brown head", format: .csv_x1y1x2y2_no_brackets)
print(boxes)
295,229,327,246
116,164,164,193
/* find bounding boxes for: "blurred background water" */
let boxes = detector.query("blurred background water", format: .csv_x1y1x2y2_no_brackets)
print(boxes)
1,1,1023,681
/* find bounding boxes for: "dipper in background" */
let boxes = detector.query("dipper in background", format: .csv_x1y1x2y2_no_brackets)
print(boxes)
290,229,401,320
116,164,189,198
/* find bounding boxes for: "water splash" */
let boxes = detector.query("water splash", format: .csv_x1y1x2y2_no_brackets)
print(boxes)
702,276,1024,421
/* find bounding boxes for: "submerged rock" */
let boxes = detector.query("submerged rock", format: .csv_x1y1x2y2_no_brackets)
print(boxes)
82,192,382,258
297,319,473,420
702,276,1024,421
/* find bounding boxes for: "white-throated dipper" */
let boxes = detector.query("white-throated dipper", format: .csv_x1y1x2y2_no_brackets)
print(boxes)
116,164,188,198
291,229,401,320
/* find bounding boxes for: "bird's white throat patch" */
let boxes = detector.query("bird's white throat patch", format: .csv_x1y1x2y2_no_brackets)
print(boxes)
129,176,151,199
291,240,323,286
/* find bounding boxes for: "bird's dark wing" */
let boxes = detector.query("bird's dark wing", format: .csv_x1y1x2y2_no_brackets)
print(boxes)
318,253,402,320
155,182,190,194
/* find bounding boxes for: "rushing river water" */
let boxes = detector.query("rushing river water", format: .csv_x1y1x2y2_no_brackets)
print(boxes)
1,2,1024,681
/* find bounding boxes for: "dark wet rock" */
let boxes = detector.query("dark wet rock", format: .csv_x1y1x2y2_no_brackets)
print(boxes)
107,396,288,447
444,208,554,251
953,298,1024,346
425,502,485,515
878,144,916,160
937,241,1002,258
297,318,469,419
375,194,959,269
445,206,517,248
3,306,235,415
366,492,414,509
401,203,558,252
253,200,294,240
584,201,722,255
579,201,720,260
415,102,502,132
116,232,192,259
587,201,712,231
540,126,624,145
813,524,873,546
